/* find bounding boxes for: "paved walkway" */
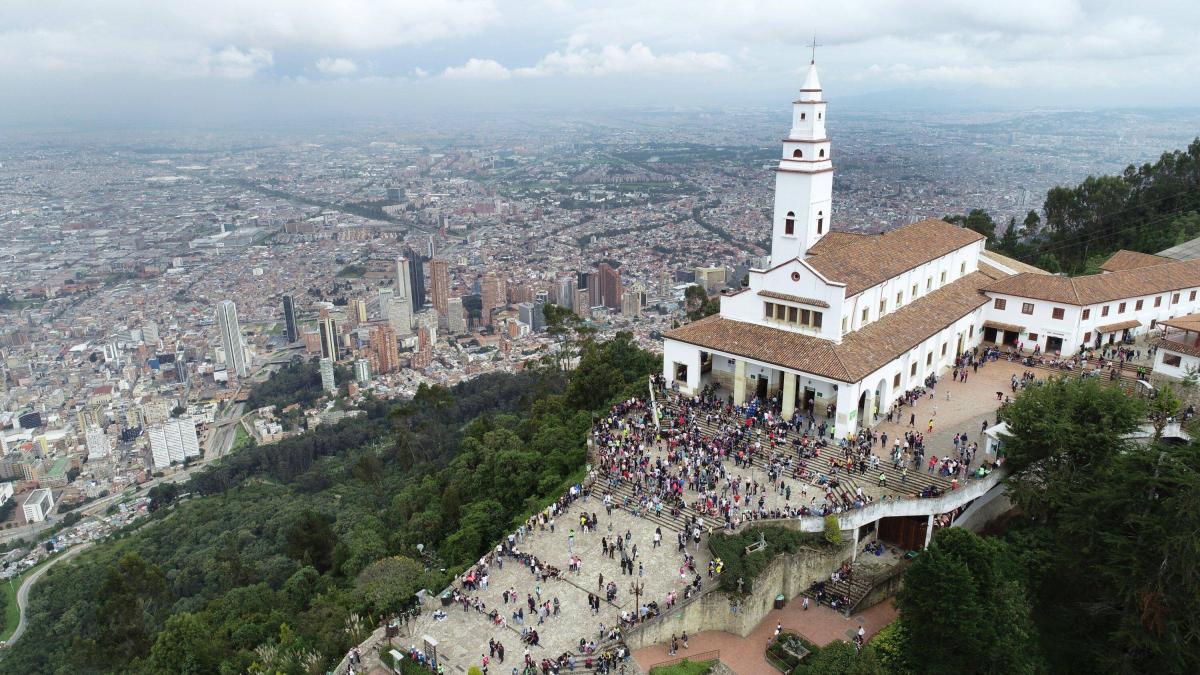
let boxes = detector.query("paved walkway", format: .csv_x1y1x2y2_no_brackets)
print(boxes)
632,599,897,675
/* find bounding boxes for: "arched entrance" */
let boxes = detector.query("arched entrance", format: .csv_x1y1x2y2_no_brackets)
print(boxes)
873,378,888,424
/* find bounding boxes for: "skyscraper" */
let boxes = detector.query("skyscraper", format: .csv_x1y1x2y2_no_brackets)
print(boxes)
282,295,299,343
447,297,467,334
216,300,247,377
405,246,427,311
319,357,336,393
598,263,622,310
318,313,340,361
395,256,412,302
354,359,371,383
557,277,576,310
429,257,451,317
349,298,367,328
621,290,642,317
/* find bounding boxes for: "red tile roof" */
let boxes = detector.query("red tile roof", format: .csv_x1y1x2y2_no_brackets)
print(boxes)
1098,249,1171,273
665,272,992,382
803,219,985,296
983,257,1200,306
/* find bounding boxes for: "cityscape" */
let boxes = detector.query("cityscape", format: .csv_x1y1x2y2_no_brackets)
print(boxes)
0,2,1198,674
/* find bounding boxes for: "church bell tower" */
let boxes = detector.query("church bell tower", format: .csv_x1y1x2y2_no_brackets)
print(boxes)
770,53,833,264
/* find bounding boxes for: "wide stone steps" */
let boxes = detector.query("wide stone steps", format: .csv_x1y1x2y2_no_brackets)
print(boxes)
603,479,688,534
661,406,864,506
661,402,959,500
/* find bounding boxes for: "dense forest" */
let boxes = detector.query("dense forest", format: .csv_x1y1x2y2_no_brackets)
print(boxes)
3,333,656,674
949,137,1200,274
821,378,1200,674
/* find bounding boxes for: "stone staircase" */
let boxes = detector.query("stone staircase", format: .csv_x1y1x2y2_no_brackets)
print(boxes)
658,401,959,504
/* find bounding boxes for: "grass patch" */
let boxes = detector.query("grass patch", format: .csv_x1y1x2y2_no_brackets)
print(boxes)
649,658,717,675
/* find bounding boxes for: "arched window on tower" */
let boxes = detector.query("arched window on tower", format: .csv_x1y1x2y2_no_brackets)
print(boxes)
785,211,795,235
792,149,803,158
819,149,826,158
817,211,824,234
818,112,823,120
800,112,806,120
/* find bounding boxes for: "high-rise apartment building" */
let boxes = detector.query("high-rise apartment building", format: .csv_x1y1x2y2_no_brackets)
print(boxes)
412,326,434,369
282,295,299,343
216,300,247,377
480,274,506,327
369,323,399,374
429,258,451,317
148,417,200,470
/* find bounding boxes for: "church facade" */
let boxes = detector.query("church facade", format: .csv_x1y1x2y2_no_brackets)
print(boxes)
662,60,1200,438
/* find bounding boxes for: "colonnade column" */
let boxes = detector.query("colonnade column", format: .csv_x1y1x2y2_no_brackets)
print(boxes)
781,372,797,419
733,360,747,405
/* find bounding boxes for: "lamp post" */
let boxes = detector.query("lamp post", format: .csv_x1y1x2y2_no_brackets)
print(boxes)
630,581,644,622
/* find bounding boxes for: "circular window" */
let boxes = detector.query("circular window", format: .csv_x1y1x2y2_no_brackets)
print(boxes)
791,271,801,282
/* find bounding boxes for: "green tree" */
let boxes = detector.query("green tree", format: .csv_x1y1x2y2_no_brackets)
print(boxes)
896,529,1041,674
946,209,997,242
285,511,337,573
797,641,883,674
1000,377,1144,518
147,613,220,674
92,553,170,668
684,284,720,321
354,556,430,614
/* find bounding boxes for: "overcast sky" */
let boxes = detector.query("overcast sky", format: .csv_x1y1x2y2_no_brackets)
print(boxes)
2,0,1198,128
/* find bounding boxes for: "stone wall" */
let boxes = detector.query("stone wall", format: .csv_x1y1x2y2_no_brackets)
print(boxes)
624,537,853,650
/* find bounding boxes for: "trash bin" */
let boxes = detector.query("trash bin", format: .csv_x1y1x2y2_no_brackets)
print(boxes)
440,592,453,607
774,594,786,610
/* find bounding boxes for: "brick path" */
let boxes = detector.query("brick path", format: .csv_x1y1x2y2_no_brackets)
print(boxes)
632,599,897,675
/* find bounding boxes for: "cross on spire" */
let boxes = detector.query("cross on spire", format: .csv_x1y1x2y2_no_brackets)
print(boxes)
809,35,821,64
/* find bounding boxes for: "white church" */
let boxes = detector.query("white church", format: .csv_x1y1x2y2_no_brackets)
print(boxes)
662,59,1200,438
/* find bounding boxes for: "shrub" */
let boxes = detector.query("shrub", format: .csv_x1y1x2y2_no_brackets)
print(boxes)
708,526,823,594
823,515,841,544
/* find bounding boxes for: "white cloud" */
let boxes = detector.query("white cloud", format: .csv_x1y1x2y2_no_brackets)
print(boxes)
0,0,500,78
202,46,274,79
316,57,358,77
517,42,732,77
443,42,732,80
442,58,512,79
